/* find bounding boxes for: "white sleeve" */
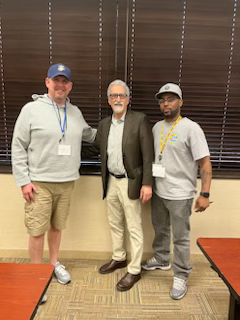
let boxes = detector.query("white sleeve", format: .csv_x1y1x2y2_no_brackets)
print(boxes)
189,123,210,161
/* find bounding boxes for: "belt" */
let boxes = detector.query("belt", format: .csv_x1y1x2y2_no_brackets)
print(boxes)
109,172,126,179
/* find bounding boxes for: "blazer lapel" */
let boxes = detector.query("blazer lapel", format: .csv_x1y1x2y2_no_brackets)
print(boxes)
122,110,133,154
102,117,112,153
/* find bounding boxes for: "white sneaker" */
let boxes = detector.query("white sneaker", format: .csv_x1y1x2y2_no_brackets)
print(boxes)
141,256,171,271
54,262,71,284
170,276,187,300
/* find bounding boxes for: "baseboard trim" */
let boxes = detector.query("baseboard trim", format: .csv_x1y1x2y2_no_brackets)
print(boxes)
0,250,156,260
0,250,203,261
0,250,113,260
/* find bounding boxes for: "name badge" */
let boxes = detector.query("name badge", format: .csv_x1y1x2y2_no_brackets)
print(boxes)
152,163,166,178
58,145,71,156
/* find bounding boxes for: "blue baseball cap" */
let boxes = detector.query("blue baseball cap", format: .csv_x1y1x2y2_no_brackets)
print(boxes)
47,63,72,81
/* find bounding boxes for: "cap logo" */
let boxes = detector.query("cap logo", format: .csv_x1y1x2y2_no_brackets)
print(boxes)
165,85,169,90
58,65,66,71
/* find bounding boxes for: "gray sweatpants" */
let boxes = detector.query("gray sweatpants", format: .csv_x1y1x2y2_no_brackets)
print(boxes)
151,192,193,280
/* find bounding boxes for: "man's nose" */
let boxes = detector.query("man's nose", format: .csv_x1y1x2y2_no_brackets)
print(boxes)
116,95,121,101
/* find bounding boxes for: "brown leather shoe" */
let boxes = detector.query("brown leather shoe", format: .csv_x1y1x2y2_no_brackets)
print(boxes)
116,272,141,291
99,259,127,274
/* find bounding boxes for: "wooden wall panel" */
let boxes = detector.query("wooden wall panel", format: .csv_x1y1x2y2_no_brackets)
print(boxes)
0,0,239,176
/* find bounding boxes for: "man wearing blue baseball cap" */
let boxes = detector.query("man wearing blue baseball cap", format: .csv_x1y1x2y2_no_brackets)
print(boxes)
12,63,96,302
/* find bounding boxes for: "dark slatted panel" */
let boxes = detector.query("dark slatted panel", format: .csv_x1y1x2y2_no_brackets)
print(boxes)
50,0,118,126
0,0,119,168
0,0,239,178
179,0,239,177
0,68,5,163
0,3,5,164
128,0,240,178
127,0,184,116
0,116,6,164
217,3,240,177
0,0,48,164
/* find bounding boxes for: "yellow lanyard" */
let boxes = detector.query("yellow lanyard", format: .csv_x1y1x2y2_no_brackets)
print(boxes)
159,116,182,161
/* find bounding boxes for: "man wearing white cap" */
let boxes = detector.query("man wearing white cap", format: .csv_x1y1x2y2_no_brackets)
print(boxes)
142,83,212,300
12,64,96,300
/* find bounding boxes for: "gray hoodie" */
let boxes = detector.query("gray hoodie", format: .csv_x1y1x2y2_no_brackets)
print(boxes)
12,94,96,186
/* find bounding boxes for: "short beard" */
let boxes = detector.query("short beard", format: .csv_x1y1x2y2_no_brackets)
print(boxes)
113,103,124,114
161,108,179,120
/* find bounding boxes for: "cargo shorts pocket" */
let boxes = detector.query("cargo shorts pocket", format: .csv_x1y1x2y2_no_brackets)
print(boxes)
24,201,35,230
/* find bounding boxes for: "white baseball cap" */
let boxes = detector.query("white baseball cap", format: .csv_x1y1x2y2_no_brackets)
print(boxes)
155,83,182,100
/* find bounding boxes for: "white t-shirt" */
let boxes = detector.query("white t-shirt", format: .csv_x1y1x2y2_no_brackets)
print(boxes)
152,117,210,200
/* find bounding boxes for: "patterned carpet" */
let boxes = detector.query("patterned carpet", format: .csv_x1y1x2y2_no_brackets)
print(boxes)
0,255,229,320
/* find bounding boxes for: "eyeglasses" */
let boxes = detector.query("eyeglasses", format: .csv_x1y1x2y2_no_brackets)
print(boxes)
158,97,178,104
109,94,128,100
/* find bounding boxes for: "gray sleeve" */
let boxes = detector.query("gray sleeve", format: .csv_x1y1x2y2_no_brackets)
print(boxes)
82,125,97,143
79,110,97,143
11,107,31,186
189,123,210,161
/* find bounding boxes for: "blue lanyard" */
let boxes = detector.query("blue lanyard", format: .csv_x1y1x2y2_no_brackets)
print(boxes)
49,96,67,135
56,104,67,134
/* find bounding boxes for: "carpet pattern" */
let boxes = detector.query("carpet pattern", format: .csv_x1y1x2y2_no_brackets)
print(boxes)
0,255,229,319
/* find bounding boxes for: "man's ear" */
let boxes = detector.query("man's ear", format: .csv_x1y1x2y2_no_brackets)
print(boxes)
45,77,50,88
69,81,73,91
180,99,183,107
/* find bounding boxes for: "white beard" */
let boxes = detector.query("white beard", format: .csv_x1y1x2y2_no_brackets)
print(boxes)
113,104,124,114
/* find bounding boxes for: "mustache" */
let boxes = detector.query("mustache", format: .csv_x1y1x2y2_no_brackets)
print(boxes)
114,102,124,106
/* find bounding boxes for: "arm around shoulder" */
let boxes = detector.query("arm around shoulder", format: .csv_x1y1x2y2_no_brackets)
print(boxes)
82,125,97,144
81,121,103,158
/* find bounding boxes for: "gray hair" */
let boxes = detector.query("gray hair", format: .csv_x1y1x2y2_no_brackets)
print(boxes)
107,79,130,97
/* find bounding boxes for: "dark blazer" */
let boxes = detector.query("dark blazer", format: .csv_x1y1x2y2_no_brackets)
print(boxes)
83,110,154,200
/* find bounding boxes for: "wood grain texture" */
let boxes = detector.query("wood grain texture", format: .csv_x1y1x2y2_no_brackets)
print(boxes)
0,263,53,320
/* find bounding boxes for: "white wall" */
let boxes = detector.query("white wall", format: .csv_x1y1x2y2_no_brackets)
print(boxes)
0,174,239,259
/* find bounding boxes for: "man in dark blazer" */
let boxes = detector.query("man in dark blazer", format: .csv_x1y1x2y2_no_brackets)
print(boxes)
84,79,153,291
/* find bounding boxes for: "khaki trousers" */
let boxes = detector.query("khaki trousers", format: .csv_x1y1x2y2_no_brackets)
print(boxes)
106,175,143,275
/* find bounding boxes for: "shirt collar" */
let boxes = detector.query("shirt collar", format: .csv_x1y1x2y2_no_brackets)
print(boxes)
111,112,126,125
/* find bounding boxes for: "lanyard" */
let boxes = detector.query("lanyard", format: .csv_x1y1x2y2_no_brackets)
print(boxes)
49,97,67,142
159,116,182,161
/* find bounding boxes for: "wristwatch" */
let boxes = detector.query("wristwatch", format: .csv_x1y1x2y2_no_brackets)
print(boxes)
200,192,210,198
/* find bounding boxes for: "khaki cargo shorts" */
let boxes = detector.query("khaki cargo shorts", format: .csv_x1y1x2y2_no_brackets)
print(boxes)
24,181,74,237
